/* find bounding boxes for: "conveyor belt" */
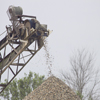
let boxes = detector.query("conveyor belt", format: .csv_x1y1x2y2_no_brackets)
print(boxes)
0,29,50,94
0,5,51,94
0,28,44,75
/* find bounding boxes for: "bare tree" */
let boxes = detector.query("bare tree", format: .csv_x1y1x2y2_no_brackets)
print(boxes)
61,49,100,100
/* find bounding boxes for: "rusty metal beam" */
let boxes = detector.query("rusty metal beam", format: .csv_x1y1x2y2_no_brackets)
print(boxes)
0,29,52,94
16,15,36,19
0,28,36,70
11,63,24,66
9,66,15,76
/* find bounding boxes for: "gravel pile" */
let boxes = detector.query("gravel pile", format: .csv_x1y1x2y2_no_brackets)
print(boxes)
23,76,80,100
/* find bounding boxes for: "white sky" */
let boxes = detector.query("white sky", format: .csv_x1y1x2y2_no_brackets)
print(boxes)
0,0,100,79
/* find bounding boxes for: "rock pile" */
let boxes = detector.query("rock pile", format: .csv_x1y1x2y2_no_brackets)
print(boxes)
23,76,80,100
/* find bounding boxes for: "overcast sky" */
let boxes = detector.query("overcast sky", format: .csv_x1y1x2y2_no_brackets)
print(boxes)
0,0,100,79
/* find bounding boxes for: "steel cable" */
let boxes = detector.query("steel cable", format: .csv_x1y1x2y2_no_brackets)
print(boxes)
0,30,6,36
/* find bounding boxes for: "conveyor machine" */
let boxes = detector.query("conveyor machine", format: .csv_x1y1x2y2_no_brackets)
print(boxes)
0,6,51,93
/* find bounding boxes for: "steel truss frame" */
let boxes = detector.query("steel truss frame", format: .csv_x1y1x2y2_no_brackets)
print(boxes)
0,28,48,94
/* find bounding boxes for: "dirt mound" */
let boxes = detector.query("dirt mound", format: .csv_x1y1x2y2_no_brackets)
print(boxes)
23,76,80,100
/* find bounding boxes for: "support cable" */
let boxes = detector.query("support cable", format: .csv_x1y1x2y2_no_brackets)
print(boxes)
0,30,6,36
